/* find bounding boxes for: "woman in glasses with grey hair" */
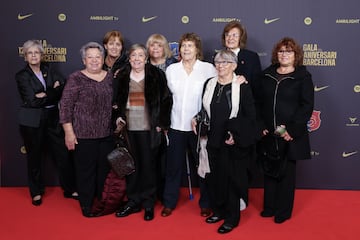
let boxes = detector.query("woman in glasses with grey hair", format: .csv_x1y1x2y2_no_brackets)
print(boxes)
192,49,256,234
16,39,77,206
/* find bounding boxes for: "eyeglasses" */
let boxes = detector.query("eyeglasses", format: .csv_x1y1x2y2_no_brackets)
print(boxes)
225,33,240,38
277,50,294,55
26,51,41,56
214,61,235,66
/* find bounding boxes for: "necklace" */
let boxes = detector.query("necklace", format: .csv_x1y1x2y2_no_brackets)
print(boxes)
217,84,225,97
216,83,227,103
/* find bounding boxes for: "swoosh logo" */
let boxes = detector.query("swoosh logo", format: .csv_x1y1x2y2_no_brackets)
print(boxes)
342,151,357,158
18,13,33,20
264,17,280,24
142,16,157,23
314,85,329,92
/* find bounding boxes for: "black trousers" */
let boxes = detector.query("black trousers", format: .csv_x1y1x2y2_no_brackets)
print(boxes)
206,145,250,226
20,108,76,198
74,136,113,210
125,131,157,209
263,160,296,219
163,129,210,209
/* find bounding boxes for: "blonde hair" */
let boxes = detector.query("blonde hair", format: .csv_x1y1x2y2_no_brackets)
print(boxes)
146,34,173,59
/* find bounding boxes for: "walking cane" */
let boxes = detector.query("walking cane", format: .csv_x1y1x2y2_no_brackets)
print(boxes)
185,151,194,200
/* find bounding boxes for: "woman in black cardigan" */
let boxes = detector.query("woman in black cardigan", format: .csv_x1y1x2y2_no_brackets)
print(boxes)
256,37,314,224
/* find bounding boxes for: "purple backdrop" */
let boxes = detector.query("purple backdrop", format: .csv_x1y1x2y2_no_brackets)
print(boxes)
1,0,359,189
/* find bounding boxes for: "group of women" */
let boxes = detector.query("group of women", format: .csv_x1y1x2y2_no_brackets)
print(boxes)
16,20,314,234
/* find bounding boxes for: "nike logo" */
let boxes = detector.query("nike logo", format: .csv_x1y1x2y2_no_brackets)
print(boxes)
314,85,329,92
142,16,157,23
342,151,357,158
18,13,33,20
264,17,280,24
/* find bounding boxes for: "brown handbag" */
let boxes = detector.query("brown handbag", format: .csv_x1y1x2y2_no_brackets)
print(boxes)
107,129,135,178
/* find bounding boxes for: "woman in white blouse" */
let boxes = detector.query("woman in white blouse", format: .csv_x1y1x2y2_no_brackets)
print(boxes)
161,33,217,218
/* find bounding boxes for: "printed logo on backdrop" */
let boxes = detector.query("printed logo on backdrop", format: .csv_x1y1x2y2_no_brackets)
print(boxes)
212,17,240,23
18,40,67,63
310,150,320,157
264,17,280,24
342,151,358,158
354,85,360,93
169,42,179,60
314,85,329,92
303,44,337,66
346,117,359,127
181,16,190,24
17,13,33,21
307,110,321,132
142,16,157,23
336,18,359,24
304,17,312,25
90,15,119,21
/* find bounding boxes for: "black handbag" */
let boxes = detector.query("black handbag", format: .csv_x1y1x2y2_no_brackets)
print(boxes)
107,129,135,178
195,108,210,137
257,135,288,179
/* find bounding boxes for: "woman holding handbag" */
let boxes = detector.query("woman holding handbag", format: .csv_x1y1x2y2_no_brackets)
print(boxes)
256,37,314,224
113,44,172,221
192,50,256,234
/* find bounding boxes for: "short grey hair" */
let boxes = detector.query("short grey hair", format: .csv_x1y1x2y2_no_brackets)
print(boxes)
80,42,105,59
214,49,238,64
128,43,148,60
22,40,44,55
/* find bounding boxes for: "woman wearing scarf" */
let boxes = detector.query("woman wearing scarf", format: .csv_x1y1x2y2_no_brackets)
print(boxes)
192,50,256,234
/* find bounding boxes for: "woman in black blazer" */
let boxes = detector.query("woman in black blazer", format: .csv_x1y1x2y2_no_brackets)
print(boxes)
16,40,77,206
221,20,262,95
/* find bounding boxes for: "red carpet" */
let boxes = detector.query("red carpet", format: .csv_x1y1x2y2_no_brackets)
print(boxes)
0,187,359,240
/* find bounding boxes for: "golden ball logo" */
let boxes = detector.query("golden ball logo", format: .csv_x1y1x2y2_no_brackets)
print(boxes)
58,13,66,22
354,85,360,93
304,17,312,25
182,16,189,24
20,146,27,154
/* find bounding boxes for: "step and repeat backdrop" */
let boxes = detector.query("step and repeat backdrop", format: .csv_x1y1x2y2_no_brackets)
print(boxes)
1,0,359,189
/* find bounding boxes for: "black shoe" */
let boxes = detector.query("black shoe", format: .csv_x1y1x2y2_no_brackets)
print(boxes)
64,191,79,200
274,216,290,224
144,208,154,221
82,209,95,218
32,195,42,206
217,223,235,234
260,210,274,217
115,205,141,217
205,214,223,224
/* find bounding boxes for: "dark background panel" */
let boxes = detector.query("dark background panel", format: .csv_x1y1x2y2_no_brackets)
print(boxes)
1,0,359,189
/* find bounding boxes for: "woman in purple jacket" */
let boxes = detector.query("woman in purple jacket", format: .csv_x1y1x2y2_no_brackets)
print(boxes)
60,42,114,217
